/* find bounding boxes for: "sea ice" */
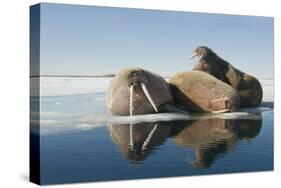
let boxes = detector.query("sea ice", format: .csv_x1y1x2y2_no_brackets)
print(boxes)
30,77,274,135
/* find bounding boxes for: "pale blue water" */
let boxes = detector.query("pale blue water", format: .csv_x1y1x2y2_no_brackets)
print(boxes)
31,92,273,185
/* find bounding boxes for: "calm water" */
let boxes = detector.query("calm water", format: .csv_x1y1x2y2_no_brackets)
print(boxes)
31,92,273,185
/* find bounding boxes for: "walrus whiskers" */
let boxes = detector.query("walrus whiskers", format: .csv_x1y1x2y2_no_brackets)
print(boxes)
141,82,158,112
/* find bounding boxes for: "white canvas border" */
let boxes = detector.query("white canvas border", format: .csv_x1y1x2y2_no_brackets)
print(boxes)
0,0,279,188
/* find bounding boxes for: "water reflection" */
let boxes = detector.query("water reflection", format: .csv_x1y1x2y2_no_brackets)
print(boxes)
108,122,171,163
108,115,262,168
173,117,262,168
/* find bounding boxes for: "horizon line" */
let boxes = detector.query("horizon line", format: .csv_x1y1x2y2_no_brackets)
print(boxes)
30,74,274,80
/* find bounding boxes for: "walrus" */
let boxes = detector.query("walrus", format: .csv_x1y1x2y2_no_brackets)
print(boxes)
172,116,262,168
106,67,176,116
189,46,263,107
169,70,240,113
108,122,171,163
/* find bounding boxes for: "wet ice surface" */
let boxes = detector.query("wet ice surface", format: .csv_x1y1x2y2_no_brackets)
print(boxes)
30,77,274,184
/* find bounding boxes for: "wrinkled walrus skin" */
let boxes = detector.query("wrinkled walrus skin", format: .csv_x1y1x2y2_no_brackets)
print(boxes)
106,67,174,115
169,70,240,113
191,46,263,107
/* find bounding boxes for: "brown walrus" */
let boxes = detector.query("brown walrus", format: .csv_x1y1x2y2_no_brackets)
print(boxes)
189,46,263,107
169,70,240,113
106,67,176,116
172,116,262,168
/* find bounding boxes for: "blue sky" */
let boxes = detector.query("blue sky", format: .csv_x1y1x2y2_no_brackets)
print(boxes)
39,3,274,78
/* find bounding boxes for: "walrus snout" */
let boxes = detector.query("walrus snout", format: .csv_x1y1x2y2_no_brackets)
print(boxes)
189,46,213,73
189,46,210,61
126,70,158,114
127,70,149,87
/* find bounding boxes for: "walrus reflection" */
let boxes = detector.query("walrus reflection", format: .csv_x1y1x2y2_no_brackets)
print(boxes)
190,46,263,107
172,116,262,168
235,119,262,140
108,122,171,163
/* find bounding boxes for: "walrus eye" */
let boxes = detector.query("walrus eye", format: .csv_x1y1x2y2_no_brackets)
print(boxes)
131,70,138,75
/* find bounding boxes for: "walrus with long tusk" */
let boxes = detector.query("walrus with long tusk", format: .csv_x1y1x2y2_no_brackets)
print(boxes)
189,46,263,107
169,70,240,113
106,67,177,116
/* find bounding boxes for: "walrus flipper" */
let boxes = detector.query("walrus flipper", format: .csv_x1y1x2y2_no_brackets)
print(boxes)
210,98,230,113
211,109,230,114
238,89,261,107
158,103,188,114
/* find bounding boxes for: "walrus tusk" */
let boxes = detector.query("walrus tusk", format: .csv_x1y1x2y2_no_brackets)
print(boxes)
141,123,158,151
188,53,198,60
129,85,134,116
129,123,134,149
129,85,134,149
211,109,230,113
141,82,158,112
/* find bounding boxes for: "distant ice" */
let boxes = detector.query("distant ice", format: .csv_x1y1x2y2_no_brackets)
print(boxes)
33,77,273,102
30,77,273,135
261,79,274,102
35,77,111,97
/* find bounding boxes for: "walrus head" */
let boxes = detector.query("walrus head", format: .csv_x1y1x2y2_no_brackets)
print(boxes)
127,69,149,87
189,46,210,61
126,69,158,115
189,46,227,78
